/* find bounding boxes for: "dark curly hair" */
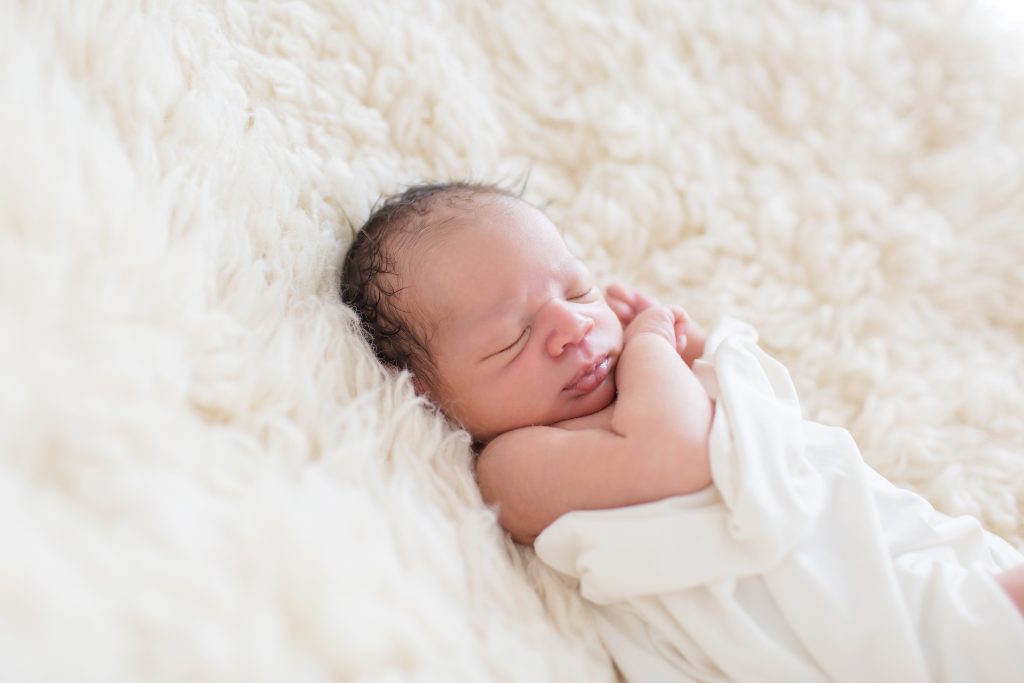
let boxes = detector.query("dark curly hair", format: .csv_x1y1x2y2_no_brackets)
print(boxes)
340,181,520,389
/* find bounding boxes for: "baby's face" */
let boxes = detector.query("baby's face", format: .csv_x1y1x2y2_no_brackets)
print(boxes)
404,195,623,442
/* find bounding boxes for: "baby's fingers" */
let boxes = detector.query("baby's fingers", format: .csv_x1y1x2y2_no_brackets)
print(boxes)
605,283,641,325
632,289,660,313
605,282,634,304
606,295,633,324
669,305,691,356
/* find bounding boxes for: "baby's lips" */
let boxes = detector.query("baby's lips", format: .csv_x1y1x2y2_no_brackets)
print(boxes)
563,355,611,394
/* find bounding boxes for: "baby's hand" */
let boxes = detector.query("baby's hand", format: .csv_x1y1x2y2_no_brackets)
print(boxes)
609,283,692,358
623,304,692,357
605,283,658,328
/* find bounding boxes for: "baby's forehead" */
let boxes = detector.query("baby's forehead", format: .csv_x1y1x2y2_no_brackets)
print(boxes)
401,189,578,291
416,245,588,325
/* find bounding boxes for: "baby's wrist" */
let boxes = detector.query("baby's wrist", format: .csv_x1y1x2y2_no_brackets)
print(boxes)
624,329,677,351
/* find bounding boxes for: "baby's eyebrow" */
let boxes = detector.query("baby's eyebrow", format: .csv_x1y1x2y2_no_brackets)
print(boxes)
457,296,515,355
470,304,521,352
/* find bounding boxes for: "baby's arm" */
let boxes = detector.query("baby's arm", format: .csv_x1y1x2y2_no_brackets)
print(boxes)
475,305,714,544
611,306,714,471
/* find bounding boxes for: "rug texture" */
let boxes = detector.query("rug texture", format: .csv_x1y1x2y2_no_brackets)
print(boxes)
2,1,1023,680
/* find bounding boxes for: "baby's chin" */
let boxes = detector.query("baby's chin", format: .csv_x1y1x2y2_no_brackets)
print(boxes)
560,373,617,420
470,375,618,442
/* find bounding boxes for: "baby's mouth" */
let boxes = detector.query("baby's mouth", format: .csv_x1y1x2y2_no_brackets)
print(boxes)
564,355,612,395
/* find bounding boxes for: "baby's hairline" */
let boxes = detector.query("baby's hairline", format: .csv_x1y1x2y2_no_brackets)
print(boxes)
341,182,519,383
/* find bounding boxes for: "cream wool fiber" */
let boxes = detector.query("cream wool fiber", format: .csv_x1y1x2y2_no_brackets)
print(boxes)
1,1,1023,681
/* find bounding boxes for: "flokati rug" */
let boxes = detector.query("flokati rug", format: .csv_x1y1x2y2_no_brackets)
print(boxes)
2,1,1023,680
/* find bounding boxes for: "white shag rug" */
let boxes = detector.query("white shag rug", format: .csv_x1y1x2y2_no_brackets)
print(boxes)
2,1,1023,680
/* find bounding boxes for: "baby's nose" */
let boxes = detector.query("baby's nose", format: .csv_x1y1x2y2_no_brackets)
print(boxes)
545,304,594,357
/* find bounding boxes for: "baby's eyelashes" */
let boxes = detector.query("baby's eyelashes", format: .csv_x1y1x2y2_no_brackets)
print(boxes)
498,327,529,355
480,327,529,361
570,287,595,301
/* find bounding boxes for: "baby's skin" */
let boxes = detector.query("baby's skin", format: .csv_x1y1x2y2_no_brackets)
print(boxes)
371,188,1024,613
398,193,714,544
477,287,716,544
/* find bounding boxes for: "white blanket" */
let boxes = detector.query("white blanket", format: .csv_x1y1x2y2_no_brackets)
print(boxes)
535,320,1024,682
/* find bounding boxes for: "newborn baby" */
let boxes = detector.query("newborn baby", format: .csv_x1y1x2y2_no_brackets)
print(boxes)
342,182,714,544
341,181,1024,682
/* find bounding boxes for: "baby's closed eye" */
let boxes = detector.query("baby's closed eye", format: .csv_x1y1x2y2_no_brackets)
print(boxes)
570,286,595,301
497,328,530,355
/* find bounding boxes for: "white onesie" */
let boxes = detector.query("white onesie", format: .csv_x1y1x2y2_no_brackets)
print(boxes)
534,319,1024,683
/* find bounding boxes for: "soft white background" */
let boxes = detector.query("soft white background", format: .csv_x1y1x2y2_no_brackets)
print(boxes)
1,1,1022,680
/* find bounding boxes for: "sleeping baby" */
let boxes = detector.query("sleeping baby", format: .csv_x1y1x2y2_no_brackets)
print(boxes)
340,181,1024,682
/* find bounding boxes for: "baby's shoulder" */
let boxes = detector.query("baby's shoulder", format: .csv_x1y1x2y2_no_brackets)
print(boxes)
474,419,624,544
478,423,562,463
